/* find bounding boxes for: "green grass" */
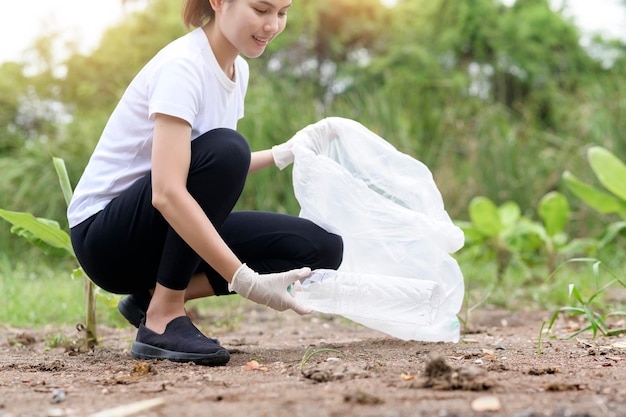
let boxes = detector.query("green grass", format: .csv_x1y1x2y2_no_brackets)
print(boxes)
2,245,624,332
0,254,250,330
1,256,85,328
455,245,626,331
0,255,126,328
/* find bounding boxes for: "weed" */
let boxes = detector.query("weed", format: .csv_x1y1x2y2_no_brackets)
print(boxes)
546,258,626,339
300,346,345,369
537,321,547,355
45,332,72,350
458,275,495,334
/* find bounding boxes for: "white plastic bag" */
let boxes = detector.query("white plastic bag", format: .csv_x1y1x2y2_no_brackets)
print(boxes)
288,117,465,342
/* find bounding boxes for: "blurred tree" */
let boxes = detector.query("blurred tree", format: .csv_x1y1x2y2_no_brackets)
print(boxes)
1,0,625,244
254,0,391,108
61,0,186,114
0,62,28,155
367,0,602,129
497,0,601,127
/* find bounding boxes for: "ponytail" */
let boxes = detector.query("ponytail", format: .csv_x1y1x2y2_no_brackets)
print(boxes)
182,0,215,29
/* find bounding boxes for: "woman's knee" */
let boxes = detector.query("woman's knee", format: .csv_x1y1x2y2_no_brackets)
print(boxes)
317,232,344,270
188,129,251,200
191,128,251,178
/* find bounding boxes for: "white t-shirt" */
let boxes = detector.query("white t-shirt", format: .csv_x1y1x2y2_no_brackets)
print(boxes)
68,28,250,227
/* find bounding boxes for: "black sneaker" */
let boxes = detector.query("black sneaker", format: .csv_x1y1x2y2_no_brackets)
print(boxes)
131,316,230,366
118,292,151,328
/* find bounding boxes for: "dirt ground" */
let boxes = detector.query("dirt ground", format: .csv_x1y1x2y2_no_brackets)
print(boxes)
1,303,626,417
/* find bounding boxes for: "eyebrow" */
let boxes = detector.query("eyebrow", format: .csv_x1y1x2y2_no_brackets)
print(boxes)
257,1,292,9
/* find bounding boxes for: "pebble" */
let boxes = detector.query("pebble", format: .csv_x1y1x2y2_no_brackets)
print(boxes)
471,396,502,412
51,389,66,404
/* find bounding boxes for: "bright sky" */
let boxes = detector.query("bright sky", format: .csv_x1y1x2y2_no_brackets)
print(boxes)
553,0,626,40
0,0,128,64
0,0,625,64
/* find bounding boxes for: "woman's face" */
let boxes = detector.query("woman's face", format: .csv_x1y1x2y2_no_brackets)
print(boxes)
217,0,291,58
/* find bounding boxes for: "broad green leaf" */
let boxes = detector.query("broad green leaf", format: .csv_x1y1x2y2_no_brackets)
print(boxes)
588,146,626,201
538,191,570,237
469,196,502,237
0,209,74,257
498,201,521,229
11,224,73,258
507,218,545,251
562,171,623,214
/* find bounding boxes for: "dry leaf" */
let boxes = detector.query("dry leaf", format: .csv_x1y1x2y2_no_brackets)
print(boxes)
243,360,269,372
243,360,261,371
400,373,415,381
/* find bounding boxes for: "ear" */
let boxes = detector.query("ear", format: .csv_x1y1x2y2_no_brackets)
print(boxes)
208,0,225,12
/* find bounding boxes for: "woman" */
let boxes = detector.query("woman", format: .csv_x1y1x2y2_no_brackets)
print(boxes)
68,0,343,366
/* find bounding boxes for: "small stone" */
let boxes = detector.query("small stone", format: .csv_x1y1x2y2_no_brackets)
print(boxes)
51,389,66,404
471,396,501,412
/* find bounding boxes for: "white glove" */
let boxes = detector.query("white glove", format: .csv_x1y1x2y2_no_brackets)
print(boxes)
272,119,338,170
229,264,313,315
271,139,295,170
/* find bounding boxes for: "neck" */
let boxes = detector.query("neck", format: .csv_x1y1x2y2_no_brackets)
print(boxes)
202,24,237,79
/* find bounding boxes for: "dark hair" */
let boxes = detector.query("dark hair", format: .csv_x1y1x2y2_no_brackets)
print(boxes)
182,0,216,29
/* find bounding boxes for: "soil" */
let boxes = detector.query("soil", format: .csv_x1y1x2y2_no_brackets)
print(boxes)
1,303,626,417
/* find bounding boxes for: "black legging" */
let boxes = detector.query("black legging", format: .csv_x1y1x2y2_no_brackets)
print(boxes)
70,128,343,296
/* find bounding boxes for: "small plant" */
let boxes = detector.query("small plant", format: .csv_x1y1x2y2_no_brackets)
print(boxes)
0,157,98,347
546,259,626,339
537,321,547,355
458,277,495,334
456,193,594,280
300,346,345,368
45,332,72,350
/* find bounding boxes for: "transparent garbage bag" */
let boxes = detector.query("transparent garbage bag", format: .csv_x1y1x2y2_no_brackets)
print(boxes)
288,117,465,342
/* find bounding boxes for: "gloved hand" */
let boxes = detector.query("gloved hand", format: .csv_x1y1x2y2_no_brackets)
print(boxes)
271,139,295,170
229,264,313,315
272,118,339,170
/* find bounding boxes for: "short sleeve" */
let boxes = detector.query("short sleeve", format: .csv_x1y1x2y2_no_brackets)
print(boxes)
147,57,203,125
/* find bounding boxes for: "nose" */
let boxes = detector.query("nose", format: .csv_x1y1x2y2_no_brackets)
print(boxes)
264,15,280,33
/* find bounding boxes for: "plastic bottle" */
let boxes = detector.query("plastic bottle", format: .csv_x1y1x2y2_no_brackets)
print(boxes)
291,269,461,343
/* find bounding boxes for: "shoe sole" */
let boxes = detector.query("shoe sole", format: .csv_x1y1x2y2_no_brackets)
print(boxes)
131,341,230,366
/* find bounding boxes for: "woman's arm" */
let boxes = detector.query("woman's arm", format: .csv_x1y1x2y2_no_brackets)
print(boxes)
151,113,242,281
151,114,311,313
249,149,275,173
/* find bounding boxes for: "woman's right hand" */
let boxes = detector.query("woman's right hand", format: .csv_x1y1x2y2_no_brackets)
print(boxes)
271,117,339,170
228,264,313,315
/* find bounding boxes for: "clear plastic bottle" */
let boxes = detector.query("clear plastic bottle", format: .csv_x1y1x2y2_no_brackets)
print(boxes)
291,269,461,342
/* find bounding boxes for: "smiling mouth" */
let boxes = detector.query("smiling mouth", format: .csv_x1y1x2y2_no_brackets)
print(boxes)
253,35,270,44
